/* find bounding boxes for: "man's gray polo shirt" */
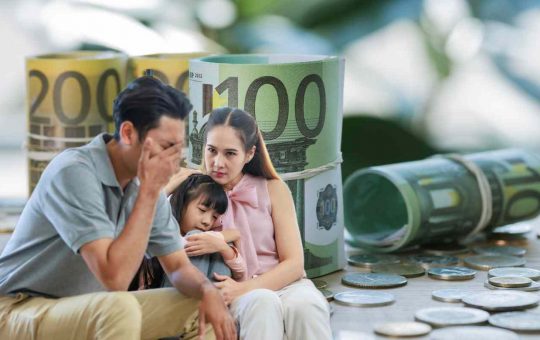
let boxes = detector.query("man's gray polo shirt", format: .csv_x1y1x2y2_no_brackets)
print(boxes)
0,134,183,298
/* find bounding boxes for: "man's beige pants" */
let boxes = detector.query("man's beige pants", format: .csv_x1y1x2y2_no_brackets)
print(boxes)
0,288,215,340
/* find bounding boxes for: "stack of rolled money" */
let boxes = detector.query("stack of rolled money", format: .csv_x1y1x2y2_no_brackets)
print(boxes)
26,51,127,194
344,149,540,252
188,54,346,277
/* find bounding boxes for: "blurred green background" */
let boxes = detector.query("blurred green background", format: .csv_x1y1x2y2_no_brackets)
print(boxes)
2,0,540,198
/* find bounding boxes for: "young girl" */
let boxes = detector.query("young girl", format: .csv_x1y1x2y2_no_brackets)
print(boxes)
129,174,246,290
170,107,332,339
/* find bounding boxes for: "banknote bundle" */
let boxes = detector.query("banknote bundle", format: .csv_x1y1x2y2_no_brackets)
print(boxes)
25,51,127,193
344,149,540,252
188,54,346,277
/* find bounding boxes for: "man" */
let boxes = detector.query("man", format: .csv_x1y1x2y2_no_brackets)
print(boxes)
0,75,236,339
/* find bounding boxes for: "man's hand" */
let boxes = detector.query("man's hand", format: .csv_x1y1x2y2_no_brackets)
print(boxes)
185,232,228,257
138,138,182,194
199,284,237,340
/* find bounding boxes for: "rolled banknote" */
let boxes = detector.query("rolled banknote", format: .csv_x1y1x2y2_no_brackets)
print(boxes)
188,54,346,277
344,149,540,252
26,51,127,194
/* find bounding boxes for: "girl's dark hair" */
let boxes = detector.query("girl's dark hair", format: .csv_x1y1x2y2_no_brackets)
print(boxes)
112,75,192,141
128,174,228,291
204,107,280,180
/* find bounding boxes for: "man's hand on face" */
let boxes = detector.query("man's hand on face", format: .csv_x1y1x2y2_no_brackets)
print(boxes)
138,137,183,194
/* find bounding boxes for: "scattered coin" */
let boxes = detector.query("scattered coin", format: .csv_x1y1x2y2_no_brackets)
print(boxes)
489,276,532,288
408,254,459,268
373,321,431,337
334,291,395,307
427,266,476,281
422,242,469,255
341,273,407,289
347,254,400,268
463,290,539,312
492,221,532,235
463,254,526,270
312,279,327,289
473,245,527,257
489,311,540,332
488,267,540,281
319,289,334,301
414,307,489,327
429,326,519,340
370,262,425,278
484,280,540,292
335,330,375,340
431,289,474,303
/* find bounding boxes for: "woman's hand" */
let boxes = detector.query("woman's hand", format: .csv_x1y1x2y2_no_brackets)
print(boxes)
214,273,248,305
164,167,202,195
185,232,227,256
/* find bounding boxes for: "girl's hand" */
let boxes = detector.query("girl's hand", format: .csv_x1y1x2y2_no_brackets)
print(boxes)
185,232,227,256
213,273,247,305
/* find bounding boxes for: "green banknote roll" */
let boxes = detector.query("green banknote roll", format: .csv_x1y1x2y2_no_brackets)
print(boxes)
26,51,127,194
188,54,346,277
344,149,540,252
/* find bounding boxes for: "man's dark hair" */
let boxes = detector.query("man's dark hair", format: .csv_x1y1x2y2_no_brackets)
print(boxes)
112,75,192,141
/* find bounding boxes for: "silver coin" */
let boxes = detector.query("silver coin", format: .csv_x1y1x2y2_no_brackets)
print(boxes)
312,279,327,289
463,254,526,270
463,290,540,312
414,307,489,327
347,254,400,268
489,276,533,288
333,291,394,307
492,221,532,235
422,242,469,255
473,245,527,257
429,326,519,340
427,266,476,281
373,321,431,337
489,311,540,331
370,262,425,278
488,267,540,281
341,273,407,289
484,280,540,292
431,289,474,303
319,289,334,301
408,254,459,268
335,330,375,340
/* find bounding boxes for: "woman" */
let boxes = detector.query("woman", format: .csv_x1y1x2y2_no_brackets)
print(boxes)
172,107,332,339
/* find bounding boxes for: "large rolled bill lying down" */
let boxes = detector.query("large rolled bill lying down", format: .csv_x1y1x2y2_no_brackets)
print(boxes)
344,149,540,252
26,51,127,194
188,54,346,277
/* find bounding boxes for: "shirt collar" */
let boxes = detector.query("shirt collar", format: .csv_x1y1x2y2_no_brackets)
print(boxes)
87,133,122,188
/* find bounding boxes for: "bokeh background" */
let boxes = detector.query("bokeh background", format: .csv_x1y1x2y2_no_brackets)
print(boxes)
2,0,540,199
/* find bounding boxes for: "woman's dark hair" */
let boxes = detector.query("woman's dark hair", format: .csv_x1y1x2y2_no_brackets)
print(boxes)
204,107,280,180
112,75,192,141
128,174,228,291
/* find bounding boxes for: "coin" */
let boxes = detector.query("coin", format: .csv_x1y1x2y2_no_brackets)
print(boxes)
431,289,474,303
462,290,539,312
335,330,375,340
414,307,489,327
347,254,400,268
422,242,469,255
488,267,540,281
370,262,425,278
489,276,533,288
373,321,431,337
333,291,394,307
341,273,407,289
489,311,540,331
408,254,459,268
492,221,532,235
484,280,540,292
427,266,476,281
312,279,327,289
473,245,527,257
429,326,519,340
463,254,526,270
319,289,334,301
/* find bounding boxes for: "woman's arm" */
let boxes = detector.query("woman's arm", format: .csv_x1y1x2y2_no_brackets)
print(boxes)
221,229,240,243
164,167,202,195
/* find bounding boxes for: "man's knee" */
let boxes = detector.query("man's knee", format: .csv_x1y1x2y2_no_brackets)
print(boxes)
90,292,142,327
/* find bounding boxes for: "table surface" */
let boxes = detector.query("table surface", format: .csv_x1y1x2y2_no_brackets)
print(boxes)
326,218,540,339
